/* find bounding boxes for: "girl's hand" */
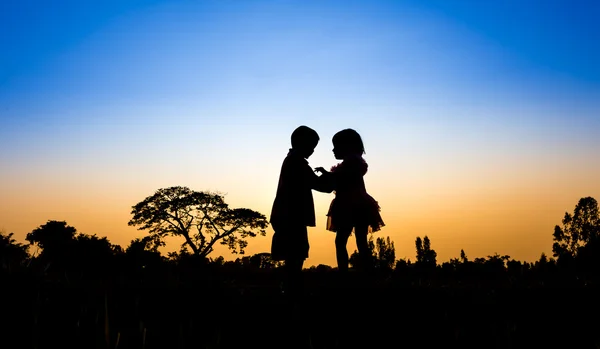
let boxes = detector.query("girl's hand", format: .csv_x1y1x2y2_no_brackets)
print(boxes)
314,167,327,174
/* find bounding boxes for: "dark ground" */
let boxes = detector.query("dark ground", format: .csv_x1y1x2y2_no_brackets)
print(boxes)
2,270,599,349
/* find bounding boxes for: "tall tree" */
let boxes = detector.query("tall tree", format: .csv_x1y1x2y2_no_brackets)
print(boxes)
375,236,396,271
415,236,437,268
350,235,396,270
128,186,269,258
552,196,600,260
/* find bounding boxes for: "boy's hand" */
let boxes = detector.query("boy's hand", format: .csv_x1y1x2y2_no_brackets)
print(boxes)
314,167,327,174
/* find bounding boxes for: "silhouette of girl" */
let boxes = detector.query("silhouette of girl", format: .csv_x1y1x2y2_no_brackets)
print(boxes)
315,128,384,272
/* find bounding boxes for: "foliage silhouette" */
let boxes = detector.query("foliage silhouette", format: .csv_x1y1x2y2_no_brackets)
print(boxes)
349,235,395,271
26,220,77,254
25,220,123,278
553,196,600,264
128,186,269,258
415,235,437,268
0,230,29,272
3,196,600,348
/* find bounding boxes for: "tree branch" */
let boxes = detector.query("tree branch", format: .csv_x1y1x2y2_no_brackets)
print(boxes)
201,224,243,257
163,210,199,255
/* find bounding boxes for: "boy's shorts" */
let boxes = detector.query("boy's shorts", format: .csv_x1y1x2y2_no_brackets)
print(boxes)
270,224,309,261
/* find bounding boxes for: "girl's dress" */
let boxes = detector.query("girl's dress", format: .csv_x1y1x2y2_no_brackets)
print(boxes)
325,154,385,233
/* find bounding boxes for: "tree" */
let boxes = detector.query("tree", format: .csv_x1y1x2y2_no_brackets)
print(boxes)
415,236,437,268
26,220,77,254
375,236,396,270
124,237,164,271
506,259,525,277
394,258,411,272
70,234,123,274
350,235,397,270
533,252,556,274
537,252,548,266
26,220,78,269
485,253,510,272
0,231,29,271
552,197,600,260
25,220,122,275
128,186,269,258
349,235,396,270
308,264,333,272
238,253,282,269
127,235,165,254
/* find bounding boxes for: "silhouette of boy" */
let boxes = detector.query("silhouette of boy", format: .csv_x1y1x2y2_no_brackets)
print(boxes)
270,125,333,298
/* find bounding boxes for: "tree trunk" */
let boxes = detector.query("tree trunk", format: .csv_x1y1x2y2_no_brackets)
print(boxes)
180,232,199,255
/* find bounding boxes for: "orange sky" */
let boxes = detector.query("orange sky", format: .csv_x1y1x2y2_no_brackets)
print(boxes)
2,151,598,266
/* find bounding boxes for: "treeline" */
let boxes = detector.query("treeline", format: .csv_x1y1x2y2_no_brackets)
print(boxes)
1,195,599,287
1,194,599,349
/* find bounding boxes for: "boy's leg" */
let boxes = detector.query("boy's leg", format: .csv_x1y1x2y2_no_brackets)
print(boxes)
283,258,304,297
279,225,308,298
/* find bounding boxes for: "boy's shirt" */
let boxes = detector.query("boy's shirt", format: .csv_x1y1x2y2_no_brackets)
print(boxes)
270,148,332,228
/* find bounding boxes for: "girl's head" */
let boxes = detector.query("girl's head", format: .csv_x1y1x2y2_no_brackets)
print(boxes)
332,128,365,160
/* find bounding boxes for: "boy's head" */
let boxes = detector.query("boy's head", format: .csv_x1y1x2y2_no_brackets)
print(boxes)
291,125,319,158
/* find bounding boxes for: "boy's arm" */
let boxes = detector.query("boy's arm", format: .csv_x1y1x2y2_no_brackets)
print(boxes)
309,168,334,193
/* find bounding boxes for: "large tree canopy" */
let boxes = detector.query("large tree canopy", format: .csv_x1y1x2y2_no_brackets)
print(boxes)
128,186,269,258
26,220,77,252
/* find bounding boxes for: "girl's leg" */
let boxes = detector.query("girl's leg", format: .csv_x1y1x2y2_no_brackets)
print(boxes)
335,228,352,272
354,225,373,271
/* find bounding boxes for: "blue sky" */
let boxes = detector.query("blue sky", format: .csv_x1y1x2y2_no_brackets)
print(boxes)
3,0,599,101
1,0,599,264
3,0,599,152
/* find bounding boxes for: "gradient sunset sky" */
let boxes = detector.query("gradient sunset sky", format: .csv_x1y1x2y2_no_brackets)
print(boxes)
1,0,599,266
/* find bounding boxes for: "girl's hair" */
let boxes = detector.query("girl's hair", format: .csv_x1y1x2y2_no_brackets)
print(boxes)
333,128,365,154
